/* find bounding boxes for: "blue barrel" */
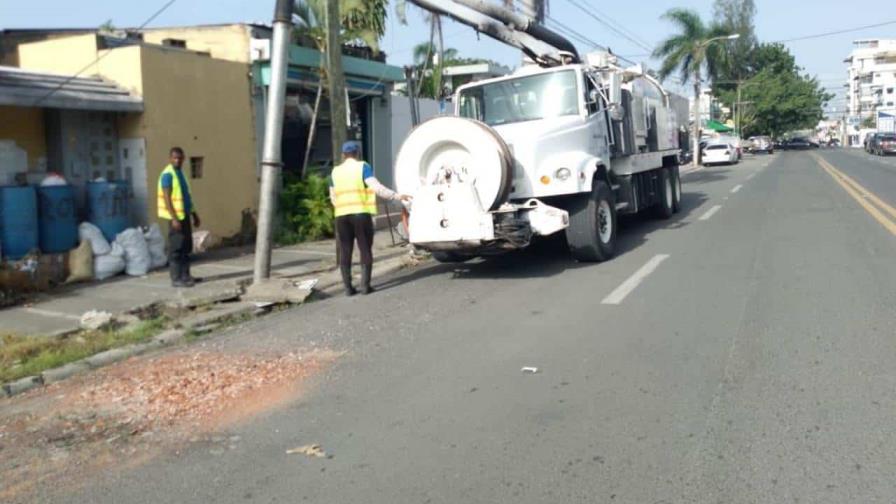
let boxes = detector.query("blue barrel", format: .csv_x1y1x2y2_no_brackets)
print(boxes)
87,181,130,242
0,185,39,260
37,185,78,253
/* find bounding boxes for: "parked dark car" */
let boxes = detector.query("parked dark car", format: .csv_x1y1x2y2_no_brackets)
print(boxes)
869,133,896,155
779,138,813,150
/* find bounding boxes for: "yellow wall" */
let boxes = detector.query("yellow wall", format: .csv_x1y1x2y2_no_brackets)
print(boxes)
17,34,101,76
140,25,252,63
16,35,259,238
0,106,46,170
136,45,258,237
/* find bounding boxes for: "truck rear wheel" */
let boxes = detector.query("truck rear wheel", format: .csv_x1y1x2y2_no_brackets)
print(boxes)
671,166,682,213
431,251,470,263
654,168,674,219
566,180,617,262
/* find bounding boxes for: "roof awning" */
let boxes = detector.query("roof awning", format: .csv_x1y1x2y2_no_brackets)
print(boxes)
705,119,734,132
0,66,143,112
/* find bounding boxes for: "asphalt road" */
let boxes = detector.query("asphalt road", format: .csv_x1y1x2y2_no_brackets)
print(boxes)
57,149,896,503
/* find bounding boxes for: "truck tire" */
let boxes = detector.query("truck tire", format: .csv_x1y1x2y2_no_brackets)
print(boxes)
566,180,617,262
431,251,470,263
654,168,674,219
671,165,682,213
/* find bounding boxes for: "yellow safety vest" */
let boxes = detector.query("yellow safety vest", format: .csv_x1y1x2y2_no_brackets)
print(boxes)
157,164,193,220
331,158,377,217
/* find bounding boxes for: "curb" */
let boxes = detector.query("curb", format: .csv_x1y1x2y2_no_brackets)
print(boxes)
0,248,421,399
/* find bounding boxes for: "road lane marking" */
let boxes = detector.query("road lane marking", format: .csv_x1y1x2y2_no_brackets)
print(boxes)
601,254,670,305
23,307,81,320
745,173,756,180
814,155,896,236
698,205,722,221
730,184,742,193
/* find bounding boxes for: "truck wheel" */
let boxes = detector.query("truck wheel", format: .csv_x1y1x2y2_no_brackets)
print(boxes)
431,251,470,263
654,168,674,219
566,181,617,262
671,166,682,213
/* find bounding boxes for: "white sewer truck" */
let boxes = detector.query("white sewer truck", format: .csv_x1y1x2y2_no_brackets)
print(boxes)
396,0,689,263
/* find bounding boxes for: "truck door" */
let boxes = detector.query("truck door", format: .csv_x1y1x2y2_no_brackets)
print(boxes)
584,75,611,162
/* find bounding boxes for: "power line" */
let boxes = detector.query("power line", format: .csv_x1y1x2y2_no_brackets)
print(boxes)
772,19,896,43
33,0,178,106
563,0,654,53
575,0,654,51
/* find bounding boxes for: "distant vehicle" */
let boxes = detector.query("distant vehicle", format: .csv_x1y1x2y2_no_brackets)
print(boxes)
780,138,812,150
864,133,878,153
702,142,738,165
717,135,744,160
869,133,896,155
749,136,774,154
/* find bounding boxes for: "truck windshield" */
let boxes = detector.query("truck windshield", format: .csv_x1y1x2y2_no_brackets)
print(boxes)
457,70,579,126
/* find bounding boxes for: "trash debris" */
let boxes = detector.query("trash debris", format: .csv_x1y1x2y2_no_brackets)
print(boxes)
294,278,318,291
521,366,539,374
66,239,94,284
80,309,113,330
143,224,168,269
286,443,328,458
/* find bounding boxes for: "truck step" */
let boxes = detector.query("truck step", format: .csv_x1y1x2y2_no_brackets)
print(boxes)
615,202,630,211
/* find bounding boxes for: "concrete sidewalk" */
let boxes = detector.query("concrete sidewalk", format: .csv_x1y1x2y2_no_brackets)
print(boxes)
1,229,409,337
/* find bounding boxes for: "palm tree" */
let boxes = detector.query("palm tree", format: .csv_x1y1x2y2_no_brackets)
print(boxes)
292,0,388,176
653,8,734,164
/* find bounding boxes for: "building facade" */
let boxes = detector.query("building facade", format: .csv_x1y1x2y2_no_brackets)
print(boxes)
845,39,896,127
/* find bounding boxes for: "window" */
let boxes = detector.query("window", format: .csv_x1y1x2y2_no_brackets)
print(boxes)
584,76,602,115
162,38,187,49
458,70,579,126
888,87,894,94
190,156,204,179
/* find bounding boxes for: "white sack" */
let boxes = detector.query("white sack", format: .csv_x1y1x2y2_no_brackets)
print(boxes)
114,228,151,276
78,222,111,256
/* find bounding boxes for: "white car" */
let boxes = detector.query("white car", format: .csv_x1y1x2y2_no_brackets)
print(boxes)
702,142,738,165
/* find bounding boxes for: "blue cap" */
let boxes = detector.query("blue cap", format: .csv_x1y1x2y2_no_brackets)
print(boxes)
341,141,360,154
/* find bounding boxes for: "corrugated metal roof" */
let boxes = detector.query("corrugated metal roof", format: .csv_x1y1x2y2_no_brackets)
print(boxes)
0,66,143,112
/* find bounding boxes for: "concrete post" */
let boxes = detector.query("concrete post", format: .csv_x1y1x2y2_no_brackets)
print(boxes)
252,0,293,284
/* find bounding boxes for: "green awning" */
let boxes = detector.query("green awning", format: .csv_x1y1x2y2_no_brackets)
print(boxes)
705,120,734,132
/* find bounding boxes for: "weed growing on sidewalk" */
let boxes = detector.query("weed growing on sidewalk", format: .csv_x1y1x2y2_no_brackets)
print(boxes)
0,318,166,383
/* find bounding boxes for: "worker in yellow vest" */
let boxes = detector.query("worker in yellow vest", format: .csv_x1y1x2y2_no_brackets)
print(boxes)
330,141,410,296
157,146,201,288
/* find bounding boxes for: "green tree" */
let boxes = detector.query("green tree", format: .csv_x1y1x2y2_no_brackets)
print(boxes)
293,0,387,52
654,8,731,159
712,0,757,90
737,69,833,138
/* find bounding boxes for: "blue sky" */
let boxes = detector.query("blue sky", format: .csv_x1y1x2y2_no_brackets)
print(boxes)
3,0,894,113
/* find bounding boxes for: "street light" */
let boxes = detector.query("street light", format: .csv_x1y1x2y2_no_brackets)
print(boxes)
692,33,740,166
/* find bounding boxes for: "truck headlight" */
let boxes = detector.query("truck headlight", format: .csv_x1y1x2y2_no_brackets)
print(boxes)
555,168,571,181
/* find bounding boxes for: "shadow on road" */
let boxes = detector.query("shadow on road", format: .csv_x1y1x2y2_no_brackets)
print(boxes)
376,188,710,291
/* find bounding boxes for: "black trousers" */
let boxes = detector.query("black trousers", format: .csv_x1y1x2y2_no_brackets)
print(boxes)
336,213,374,268
168,218,193,281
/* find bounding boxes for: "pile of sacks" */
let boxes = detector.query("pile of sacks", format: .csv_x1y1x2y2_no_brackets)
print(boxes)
73,223,168,281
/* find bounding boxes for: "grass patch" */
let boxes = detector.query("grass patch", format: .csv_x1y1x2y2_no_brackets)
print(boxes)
0,318,166,383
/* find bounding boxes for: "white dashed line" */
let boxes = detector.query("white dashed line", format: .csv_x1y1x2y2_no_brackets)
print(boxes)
601,254,670,305
731,184,742,193
699,205,722,221
745,173,756,180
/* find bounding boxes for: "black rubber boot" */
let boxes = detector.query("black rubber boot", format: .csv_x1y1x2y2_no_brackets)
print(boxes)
340,265,357,296
360,264,374,295
169,260,183,287
181,260,198,286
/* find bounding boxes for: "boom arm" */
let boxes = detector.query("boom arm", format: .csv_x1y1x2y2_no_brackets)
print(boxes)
408,0,579,66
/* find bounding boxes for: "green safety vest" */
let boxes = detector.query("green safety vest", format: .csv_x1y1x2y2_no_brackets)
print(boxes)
157,164,193,220
331,158,377,217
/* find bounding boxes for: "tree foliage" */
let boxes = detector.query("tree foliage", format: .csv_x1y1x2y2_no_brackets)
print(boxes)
726,46,833,137
712,0,757,90
293,0,387,52
653,8,729,85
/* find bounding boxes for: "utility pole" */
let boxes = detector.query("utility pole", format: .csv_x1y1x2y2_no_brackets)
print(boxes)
693,71,702,166
325,0,348,162
252,0,293,284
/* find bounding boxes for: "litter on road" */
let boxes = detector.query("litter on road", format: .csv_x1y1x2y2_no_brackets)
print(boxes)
521,366,539,374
